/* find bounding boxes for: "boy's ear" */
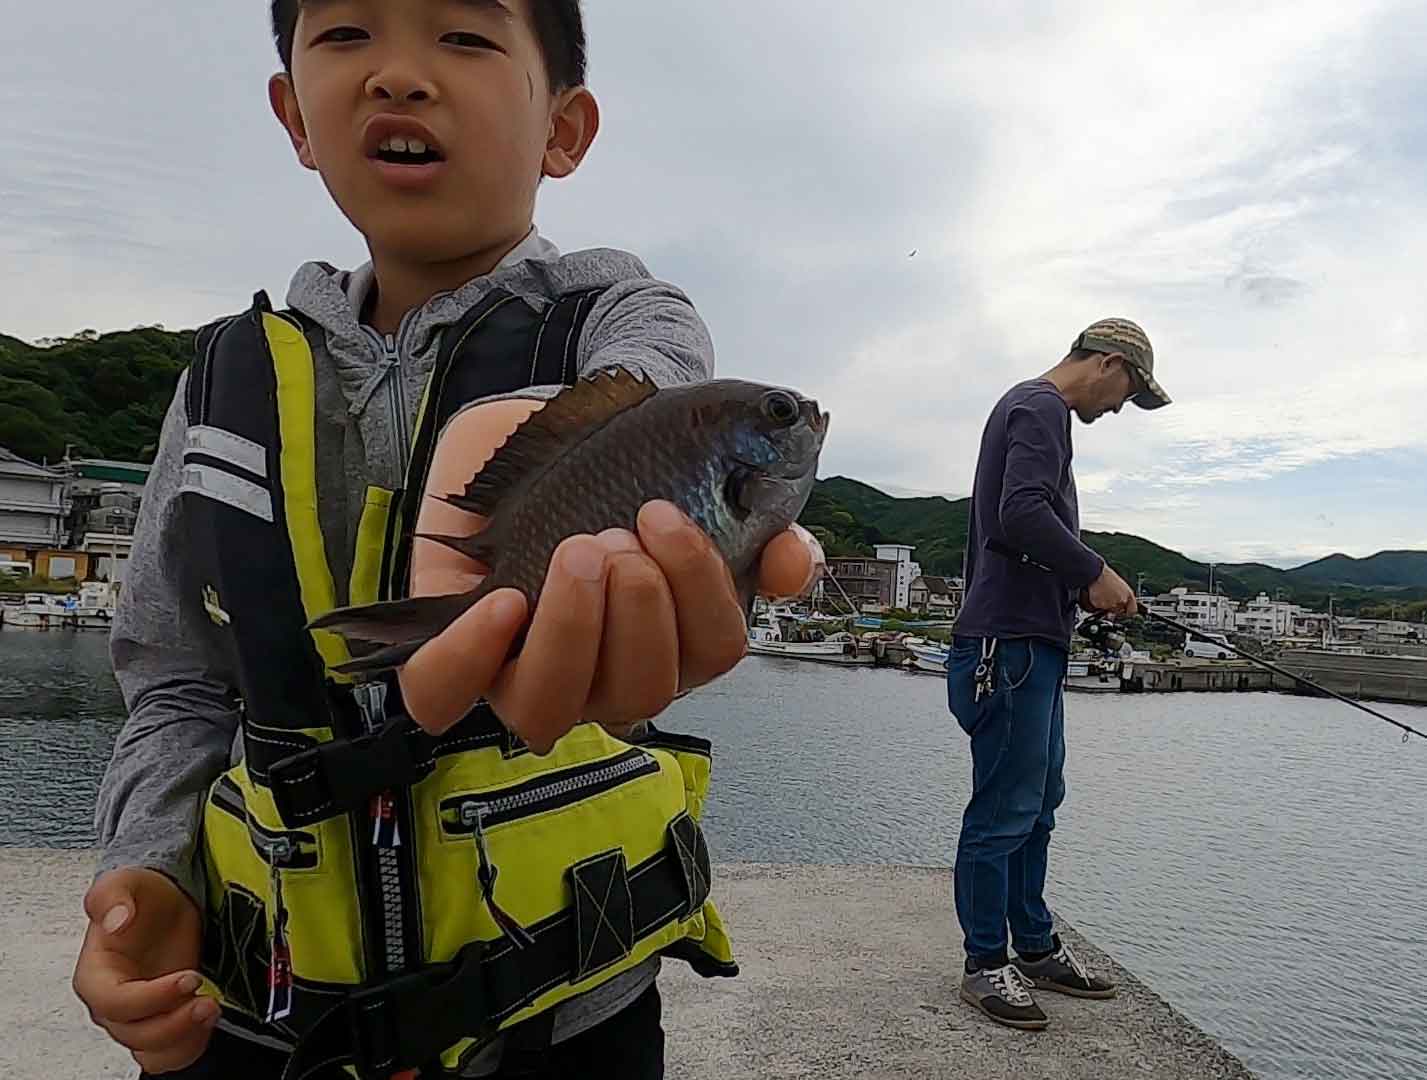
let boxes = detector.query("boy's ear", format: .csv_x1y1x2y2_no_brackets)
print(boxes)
543,87,600,180
269,73,319,172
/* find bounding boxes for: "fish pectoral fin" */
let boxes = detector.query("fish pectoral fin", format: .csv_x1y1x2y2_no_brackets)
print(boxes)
332,640,429,677
454,368,656,517
415,530,498,567
308,590,479,647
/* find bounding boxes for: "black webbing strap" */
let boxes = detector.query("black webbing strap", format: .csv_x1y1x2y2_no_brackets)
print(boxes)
279,816,714,1080
531,288,602,387
268,703,512,828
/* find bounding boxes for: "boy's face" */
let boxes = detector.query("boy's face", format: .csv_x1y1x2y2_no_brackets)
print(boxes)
269,0,597,267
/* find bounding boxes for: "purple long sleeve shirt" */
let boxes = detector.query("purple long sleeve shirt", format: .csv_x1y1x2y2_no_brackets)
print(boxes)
953,379,1105,648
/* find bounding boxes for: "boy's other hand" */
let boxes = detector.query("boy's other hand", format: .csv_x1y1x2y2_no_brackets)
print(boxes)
398,399,824,750
73,868,215,1075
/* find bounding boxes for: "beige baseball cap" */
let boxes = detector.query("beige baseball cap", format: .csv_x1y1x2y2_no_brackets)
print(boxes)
1072,317,1170,410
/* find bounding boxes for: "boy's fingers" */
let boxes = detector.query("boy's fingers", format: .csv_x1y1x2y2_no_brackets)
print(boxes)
486,536,611,754
398,589,529,735
75,947,203,1027
756,524,825,600
104,995,219,1055
636,502,747,691
82,875,138,937
585,534,680,731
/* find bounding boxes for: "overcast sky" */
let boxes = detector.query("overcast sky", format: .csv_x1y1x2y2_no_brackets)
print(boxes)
3,2,1424,567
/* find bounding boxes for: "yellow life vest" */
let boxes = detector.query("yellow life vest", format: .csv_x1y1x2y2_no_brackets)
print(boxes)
180,290,735,1079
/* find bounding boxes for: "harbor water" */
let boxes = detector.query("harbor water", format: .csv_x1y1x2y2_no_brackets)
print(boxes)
2,627,1424,1080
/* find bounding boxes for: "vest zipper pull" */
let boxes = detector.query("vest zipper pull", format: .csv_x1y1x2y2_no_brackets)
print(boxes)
371,791,402,848
265,837,295,1024
462,802,535,950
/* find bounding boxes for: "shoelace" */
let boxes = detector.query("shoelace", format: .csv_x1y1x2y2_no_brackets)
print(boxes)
1054,943,1093,985
987,964,1035,1007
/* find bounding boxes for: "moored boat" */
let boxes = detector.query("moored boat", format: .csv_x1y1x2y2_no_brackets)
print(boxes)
3,593,73,630
747,609,871,666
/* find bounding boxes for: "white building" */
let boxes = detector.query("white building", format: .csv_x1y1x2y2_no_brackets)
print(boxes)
0,447,68,553
1149,588,1237,632
1236,593,1299,639
874,544,921,610
908,575,962,617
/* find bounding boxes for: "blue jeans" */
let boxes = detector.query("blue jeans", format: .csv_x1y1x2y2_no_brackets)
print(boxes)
946,635,1068,971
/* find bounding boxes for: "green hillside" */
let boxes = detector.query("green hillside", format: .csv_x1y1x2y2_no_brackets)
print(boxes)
0,327,188,465
1288,551,1427,589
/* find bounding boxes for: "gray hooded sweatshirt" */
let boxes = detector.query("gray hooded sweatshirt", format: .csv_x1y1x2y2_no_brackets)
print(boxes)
96,229,715,1070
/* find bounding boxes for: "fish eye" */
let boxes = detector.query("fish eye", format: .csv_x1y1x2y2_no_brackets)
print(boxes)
761,391,799,426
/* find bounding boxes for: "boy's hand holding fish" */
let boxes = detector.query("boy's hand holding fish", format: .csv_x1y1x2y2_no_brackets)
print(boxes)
325,379,827,751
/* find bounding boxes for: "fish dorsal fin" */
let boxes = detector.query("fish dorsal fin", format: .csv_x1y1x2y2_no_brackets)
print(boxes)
445,366,657,517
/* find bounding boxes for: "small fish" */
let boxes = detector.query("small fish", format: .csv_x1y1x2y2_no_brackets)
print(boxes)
310,367,829,676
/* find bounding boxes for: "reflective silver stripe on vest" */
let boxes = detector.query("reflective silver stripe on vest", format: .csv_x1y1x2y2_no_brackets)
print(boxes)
184,424,268,479
180,464,274,523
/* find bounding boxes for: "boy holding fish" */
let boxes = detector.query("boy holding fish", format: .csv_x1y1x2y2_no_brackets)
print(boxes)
72,3,823,1078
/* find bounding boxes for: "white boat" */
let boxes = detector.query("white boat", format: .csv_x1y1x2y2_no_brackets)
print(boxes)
69,580,118,630
3,593,73,630
747,611,871,665
902,636,949,675
1066,652,1123,693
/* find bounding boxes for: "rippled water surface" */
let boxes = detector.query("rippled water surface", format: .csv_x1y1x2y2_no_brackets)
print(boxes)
3,628,1424,1080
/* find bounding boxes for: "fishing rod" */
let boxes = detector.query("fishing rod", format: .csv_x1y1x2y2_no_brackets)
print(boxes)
1082,608,1426,744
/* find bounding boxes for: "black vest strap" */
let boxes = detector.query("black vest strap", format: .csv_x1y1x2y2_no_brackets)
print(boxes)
387,287,601,599
185,296,350,778
269,691,519,827
279,813,721,1080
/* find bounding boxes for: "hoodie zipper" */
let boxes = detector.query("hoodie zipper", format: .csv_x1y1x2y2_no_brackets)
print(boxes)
363,317,416,477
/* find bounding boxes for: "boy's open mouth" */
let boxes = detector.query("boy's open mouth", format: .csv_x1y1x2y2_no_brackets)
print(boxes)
362,117,448,172
373,136,445,167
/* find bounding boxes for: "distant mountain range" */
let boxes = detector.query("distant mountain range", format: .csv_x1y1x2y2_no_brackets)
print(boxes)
799,477,1427,617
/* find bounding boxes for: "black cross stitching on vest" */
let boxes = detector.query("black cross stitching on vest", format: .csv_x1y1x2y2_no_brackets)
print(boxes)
201,883,271,1018
669,813,711,920
570,850,635,981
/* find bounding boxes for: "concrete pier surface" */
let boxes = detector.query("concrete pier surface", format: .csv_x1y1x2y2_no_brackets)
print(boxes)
2,850,1256,1079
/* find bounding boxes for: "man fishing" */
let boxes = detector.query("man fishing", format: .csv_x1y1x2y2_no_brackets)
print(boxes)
947,317,1171,1029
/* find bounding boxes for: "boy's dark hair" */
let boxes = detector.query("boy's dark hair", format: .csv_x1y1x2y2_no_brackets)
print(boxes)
269,1,587,90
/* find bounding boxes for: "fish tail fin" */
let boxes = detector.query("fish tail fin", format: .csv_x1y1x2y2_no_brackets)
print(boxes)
308,589,485,676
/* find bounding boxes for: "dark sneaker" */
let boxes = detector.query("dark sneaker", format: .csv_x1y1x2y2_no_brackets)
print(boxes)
959,963,1049,1030
1013,940,1117,999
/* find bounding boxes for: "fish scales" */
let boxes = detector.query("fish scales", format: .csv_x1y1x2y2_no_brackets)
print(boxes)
309,370,828,676
490,395,749,600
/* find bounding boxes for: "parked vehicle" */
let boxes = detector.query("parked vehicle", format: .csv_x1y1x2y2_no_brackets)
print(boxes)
1184,632,1232,660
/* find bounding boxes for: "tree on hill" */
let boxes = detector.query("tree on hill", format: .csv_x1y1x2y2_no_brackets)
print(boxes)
0,327,189,464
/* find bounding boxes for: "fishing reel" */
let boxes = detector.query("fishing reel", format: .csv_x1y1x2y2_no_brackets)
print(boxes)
1076,613,1126,653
